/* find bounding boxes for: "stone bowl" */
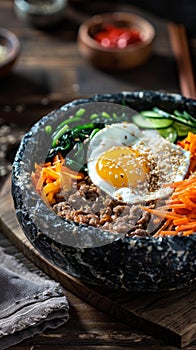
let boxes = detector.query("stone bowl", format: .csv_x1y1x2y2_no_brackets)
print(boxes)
12,91,196,292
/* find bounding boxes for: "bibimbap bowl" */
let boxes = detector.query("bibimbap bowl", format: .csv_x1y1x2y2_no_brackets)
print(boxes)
12,91,196,292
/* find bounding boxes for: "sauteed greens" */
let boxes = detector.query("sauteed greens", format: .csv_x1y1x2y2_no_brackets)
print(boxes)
45,106,196,171
45,108,129,171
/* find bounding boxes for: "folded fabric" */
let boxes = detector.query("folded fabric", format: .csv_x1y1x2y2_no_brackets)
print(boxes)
0,246,69,350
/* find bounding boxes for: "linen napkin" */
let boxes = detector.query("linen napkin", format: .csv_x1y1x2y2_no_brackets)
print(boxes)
0,246,69,350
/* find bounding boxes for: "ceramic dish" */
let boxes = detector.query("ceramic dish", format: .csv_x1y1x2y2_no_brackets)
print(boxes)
12,91,196,291
77,12,155,70
14,0,67,28
0,28,20,78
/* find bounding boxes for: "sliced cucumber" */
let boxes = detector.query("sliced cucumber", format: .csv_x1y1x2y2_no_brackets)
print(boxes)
140,111,163,118
173,122,196,137
132,114,173,129
158,126,178,142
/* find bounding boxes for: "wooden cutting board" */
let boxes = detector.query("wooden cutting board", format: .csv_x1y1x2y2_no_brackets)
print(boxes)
0,175,195,348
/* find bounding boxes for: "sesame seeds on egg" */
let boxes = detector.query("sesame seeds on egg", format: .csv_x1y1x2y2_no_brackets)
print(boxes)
87,123,190,204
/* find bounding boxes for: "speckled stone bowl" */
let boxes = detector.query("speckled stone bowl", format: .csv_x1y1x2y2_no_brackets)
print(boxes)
12,91,196,292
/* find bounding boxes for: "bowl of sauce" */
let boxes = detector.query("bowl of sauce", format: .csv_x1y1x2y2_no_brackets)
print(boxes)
77,12,155,70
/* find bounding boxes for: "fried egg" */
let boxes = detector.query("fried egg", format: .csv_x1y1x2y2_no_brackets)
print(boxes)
87,123,190,204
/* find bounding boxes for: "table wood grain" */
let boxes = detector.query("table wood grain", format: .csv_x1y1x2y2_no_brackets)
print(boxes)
0,0,181,127
0,1,196,349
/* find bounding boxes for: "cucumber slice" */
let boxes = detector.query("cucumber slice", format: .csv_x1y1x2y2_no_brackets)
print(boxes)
132,114,173,129
141,111,163,118
158,126,178,142
173,122,196,137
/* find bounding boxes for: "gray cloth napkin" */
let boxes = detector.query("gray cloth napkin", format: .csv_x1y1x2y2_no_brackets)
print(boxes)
0,247,69,350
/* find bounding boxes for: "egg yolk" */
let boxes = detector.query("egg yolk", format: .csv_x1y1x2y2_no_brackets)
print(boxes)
96,146,149,188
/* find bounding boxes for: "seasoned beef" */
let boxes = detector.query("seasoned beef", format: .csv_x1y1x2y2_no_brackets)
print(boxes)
52,176,154,236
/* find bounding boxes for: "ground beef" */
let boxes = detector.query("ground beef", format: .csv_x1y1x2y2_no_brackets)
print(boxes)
52,176,156,237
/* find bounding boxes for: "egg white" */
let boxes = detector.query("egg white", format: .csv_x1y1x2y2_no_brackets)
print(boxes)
87,123,190,204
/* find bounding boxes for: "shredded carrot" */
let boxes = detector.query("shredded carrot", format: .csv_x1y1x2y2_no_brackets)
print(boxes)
178,131,196,175
182,230,194,236
43,162,52,167
36,171,47,192
159,230,178,235
173,217,188,226
31,152,84,205
153,218,172,237
34,163,43,171
42,179,60,196
176,222,196,232
53,154,60,163
143,174,196,237
45,178,54,184
168,204,187,209
141,207,182,220
61,165,84,180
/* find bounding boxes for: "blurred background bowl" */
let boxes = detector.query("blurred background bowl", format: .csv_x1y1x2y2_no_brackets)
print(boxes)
14,0,67,28
0,28,20,79
77,12,155,70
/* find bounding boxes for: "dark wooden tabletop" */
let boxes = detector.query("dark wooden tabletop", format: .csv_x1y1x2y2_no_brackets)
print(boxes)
0,1,196,349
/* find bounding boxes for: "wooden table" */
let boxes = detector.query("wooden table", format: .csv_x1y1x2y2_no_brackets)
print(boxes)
1,0,192,128
0,1,195,349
